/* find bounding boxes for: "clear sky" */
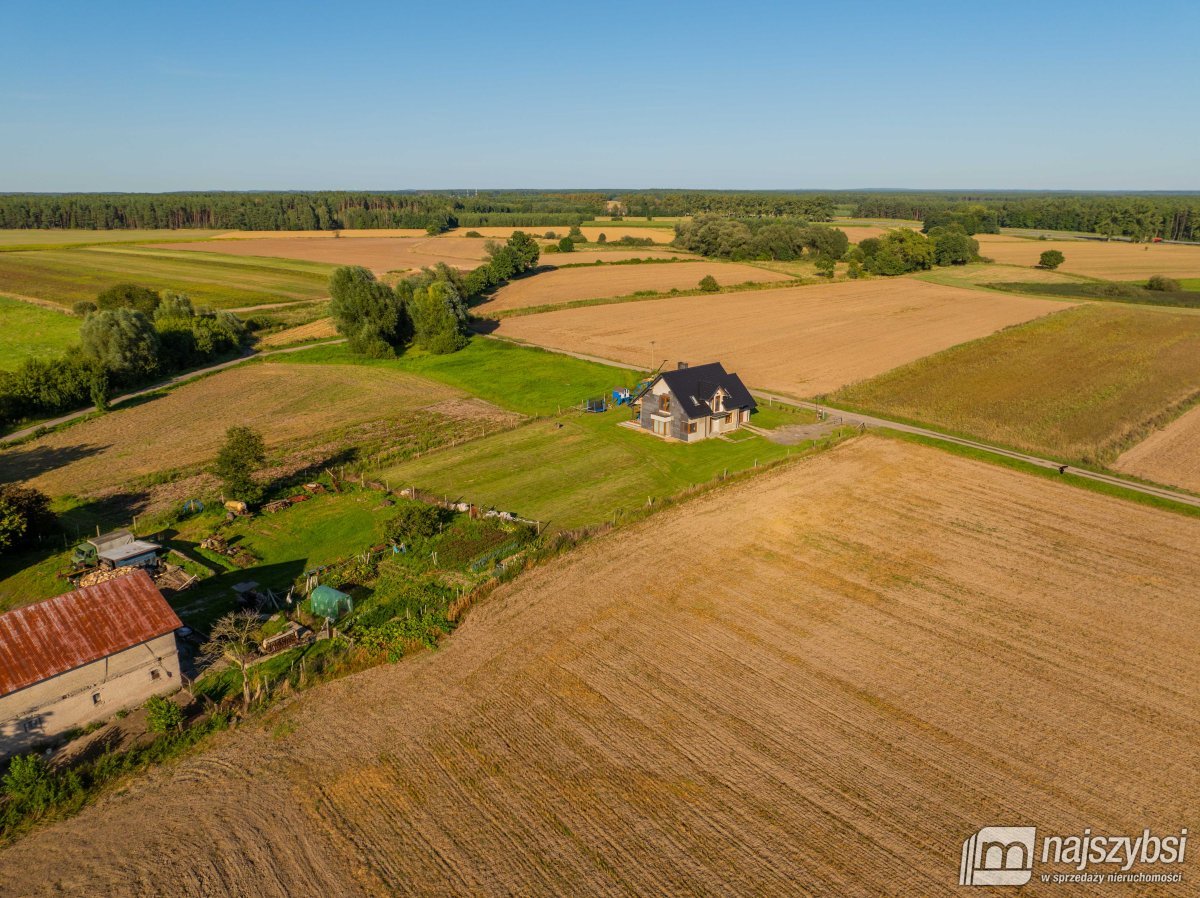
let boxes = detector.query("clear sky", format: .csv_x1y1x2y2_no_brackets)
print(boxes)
4,1,1198,192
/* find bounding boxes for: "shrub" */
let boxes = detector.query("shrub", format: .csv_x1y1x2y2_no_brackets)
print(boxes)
463,230,483,238
698,274,720,293
557,237,575,253
0,484,56,553
1038,249,1065,270
96,283,160,314
73,300,97,317
814,256,836,278
597,233,607,243
145,695,183,733
1147,274,1181,292
384,503,445,543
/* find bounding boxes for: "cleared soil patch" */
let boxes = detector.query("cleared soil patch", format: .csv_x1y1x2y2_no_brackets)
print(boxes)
480,261,792,312
835,304,1200,464
3,437,1197,897
154,236,496,274
496,278,1067,396
257,317,338,347
976,234,1200,280
0,363,469,497
0,246,331,309
1114,403,1200,492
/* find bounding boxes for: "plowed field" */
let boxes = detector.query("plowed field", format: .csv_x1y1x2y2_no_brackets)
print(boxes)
2,438,1196,897
495,279,1068,396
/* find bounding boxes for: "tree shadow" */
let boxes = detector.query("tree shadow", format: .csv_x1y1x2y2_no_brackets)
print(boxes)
0,442,109,484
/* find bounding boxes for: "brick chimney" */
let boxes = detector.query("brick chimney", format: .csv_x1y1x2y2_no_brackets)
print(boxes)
677,361,688,370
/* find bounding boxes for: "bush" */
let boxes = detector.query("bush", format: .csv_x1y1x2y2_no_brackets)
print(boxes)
384,503,445,543
145,695,183,733
597,233,607,243
0,484,56,554
698,274,720,293
557,236,575,253
1038,249,1065,270
72,300,96,317
96,283,160,314
814,256,836,278
463,230,483,238
1147,274,1181,292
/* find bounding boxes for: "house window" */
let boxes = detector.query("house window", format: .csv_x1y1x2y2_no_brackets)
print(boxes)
659,393,671,412
150,669,161,681
723,413,732,424
686,422,697,434
92,692,102,705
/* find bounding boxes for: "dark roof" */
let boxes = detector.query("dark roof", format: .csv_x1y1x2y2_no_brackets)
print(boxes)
0,570,181,698
655,363,757,419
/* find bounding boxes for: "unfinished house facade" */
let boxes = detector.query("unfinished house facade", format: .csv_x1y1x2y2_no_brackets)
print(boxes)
638,362,757,442
0,570,182,758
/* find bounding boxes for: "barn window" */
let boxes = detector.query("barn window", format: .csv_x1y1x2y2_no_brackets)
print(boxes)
92,692,102,705
150,669,161,681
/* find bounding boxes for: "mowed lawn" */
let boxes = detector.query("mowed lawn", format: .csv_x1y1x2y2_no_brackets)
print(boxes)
0,296,79,371
275,337,643,417
378,406,820,530
0,245,333,309
834,304,1200,464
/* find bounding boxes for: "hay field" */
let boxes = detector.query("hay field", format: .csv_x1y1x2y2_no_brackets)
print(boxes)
214,229,428,239
0,229,225,249
0,363,468,497
154,235,496,274
1114,403,1200,492
3,437,1197,897
836,304,1200,463
257,317,338,347
542,248,692,265
0,295,79,371
480,261,792,313
496,279,1067,396
464,226,676,243
0,245,332,309
976,234,1200,280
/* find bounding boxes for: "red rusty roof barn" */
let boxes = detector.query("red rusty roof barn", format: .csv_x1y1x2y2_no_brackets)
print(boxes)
0,570,182,698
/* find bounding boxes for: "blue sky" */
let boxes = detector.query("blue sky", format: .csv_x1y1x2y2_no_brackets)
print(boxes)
4,1,1198,191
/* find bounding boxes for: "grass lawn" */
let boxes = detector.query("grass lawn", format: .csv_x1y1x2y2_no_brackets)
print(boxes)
272,337,641,417
378,406,832,531
0,295,79,371
0,245,332,309
1180,278,1200,292
832,304,1200,465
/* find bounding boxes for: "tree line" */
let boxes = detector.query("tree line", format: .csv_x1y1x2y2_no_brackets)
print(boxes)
0,289,246,428
330,232,540,358
617,192,835,220
846,192,1200,242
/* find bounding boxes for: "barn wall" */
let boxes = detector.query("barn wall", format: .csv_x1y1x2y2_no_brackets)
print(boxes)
0,632,181,758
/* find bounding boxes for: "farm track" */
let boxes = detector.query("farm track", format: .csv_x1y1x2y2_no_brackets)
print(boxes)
1,438,1196,896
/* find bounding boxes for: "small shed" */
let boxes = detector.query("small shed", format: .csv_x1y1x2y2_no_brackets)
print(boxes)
310,585,352,620
97,540,160,571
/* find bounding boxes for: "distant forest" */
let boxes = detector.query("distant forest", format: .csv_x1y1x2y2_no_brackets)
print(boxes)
0,190,1197,241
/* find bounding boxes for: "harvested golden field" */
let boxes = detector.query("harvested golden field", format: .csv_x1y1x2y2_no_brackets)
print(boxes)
0,363,469,496
835,304,1200,464
3,437,1197,897
496,279,1068,396
214,229,428,239
1114,403,1200,492
463,226,676,243
257,317,338,346
976,234,1200,280
541,248,692,265
480,261,792,313
150,236,495,274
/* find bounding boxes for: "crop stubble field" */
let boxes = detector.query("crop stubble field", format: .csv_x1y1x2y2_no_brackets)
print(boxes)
1114,403,1200,492
495,279,1068,396
835,304,1200,465
0,363,487,497
1,438,1196,897
975,234,1200,280
0,245,332,309
154,235,501,274
480,261,792,312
